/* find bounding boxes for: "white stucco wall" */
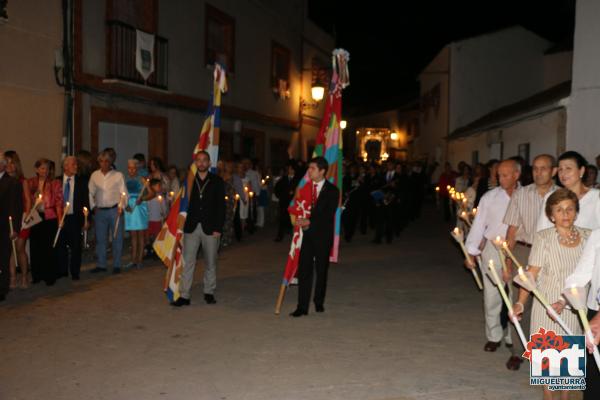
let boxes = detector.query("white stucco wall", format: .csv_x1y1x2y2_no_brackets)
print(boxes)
417,46,450,164
567,0,600,162
448,108,566,167
449,27,550,133
543,51,572,90
0,0,64,176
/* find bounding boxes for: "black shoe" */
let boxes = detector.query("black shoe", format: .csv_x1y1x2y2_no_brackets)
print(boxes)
204,294,217,304
289,308,308,317
112,268,121,275
171,297,191,307
90,267,107,274
315,305,325,313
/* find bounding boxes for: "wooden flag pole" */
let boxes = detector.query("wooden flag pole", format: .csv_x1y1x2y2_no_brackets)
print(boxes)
274,283,287,315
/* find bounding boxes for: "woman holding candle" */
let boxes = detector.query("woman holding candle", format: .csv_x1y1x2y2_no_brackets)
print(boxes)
28,158,63,286
514,188,589,400
537,151,600,232
4,151,32,288
149,157,170,194
124,160,152,269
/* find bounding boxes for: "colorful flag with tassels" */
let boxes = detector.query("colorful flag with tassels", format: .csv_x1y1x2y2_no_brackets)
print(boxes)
274,49,350,314
154,63,228,302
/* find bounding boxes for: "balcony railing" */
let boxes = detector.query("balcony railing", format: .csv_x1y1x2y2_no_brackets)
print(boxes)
106,20,168,89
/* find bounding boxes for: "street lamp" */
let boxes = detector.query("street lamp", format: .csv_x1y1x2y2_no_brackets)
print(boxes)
300,84,325,110
311,85,325,102
390,132,399,141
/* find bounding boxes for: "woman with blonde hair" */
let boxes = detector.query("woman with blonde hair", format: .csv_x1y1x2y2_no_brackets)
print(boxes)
4,151,31,288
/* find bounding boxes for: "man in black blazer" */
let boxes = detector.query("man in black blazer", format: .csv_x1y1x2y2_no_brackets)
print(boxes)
291,157,340,317
56,156,90,281
172,150,226,307
273,162,299,241
0,152,23,301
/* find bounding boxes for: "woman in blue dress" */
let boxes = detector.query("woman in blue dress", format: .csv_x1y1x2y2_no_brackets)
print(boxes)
124,159,152,269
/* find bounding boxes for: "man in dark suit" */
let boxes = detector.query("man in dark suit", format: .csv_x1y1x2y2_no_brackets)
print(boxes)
291,157,340,317
172,150,226,307
0,152,23,302
273,162,298,242
56,156,90,281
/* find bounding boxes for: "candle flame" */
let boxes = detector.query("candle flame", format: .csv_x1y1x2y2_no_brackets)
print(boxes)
446,185,451,190
225,196,229,201
570,285,578,295
435,186,440,191
488,259,495,269
453,227,460,235
502,241,508,249
169,191,174,197
518,267,526,281
472,208,477,214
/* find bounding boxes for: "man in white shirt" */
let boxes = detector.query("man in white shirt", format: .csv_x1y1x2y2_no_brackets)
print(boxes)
88,150,127,274
465,159,520,352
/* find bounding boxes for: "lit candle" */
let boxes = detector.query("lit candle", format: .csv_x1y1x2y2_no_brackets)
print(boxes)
261,179,266,185
158,195,163,203
435,186,440,192
568,285,600,370
488,260,527,348
472,207,477,216
502,241,522,268
450,227,483,290
446,185,451,190
8,216,18,266
225,195,229,201
493,236,508,273
249,191,254,198
53,202,70,248
83,207,89,248
169,191,175,199
235,194,240,201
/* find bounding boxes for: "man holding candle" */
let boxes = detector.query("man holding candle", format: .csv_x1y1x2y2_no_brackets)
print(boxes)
88,150,127,274
56,156,90,281
502,154,557,370
465,159,520,352
0,152,23,301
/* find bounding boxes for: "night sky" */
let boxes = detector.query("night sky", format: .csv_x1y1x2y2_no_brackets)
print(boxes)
308,0,576,115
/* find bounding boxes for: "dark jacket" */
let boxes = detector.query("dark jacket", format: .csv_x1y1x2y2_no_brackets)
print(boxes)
274,175,299,209
304,180,340,249
183,172,226,235
56,174,90,227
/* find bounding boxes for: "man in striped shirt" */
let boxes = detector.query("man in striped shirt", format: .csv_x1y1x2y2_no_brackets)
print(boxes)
502,154,557,370
465,159,521,353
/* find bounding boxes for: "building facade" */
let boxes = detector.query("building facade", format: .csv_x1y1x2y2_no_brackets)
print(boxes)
1,0,335,176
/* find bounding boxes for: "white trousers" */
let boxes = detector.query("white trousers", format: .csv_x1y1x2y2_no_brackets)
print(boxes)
480,241,512,344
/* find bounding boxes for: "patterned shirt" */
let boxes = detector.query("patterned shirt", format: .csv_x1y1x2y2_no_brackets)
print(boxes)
503,183,556,245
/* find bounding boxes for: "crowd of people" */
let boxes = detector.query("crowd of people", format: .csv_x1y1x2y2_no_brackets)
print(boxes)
442,151,600,399
0,148,283,303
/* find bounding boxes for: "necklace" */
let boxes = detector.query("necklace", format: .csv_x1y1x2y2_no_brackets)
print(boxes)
194,175,210,200
556,226,579,246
